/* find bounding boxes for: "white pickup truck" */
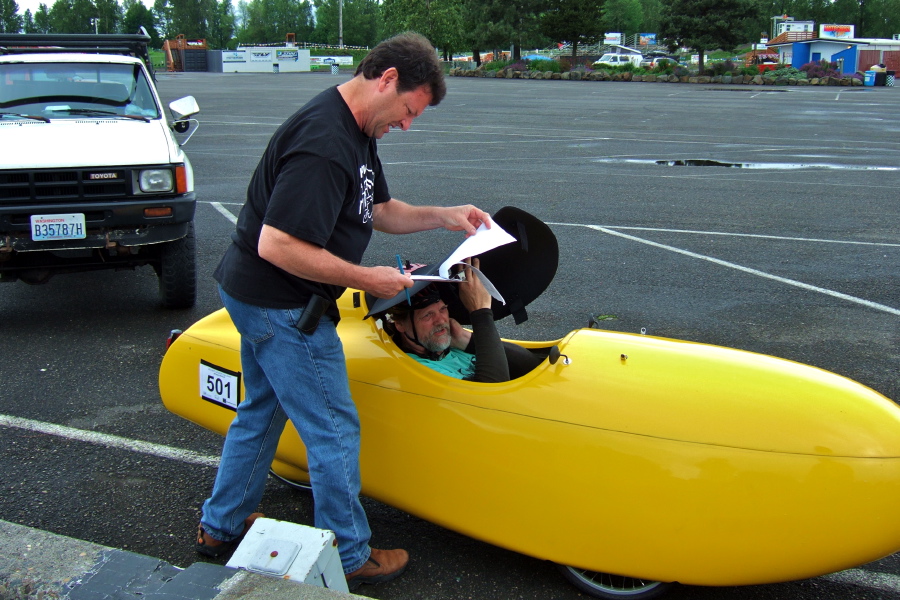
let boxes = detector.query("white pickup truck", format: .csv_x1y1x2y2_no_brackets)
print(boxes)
0,33,200,308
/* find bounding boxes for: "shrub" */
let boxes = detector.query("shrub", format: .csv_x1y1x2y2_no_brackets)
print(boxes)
528,59,560,73
740,66,758,76
771,66,805,79
673,65,690,78
704,59,738,77
483,60,512,71
600,61,636,73
558,56,594,72
652,58,676,75
800,60,841,79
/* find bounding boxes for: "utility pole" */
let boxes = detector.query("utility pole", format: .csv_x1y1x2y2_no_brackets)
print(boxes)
338,0,343,48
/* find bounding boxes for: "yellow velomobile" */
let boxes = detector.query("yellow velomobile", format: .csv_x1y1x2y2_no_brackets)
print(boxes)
159,208,900,599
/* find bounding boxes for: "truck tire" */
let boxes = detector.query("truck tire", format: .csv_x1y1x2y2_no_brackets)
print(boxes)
158,221,197,309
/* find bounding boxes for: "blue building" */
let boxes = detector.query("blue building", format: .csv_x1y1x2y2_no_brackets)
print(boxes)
767,24,900,74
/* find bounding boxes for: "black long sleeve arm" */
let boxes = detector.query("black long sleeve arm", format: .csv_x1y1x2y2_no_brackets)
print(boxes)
462,308,509,383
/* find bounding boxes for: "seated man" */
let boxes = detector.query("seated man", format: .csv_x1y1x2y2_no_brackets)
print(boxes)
384,258,540,382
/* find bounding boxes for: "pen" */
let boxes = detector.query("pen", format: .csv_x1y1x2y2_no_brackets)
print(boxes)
396,254,412,306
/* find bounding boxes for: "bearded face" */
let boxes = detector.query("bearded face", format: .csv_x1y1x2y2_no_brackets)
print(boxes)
399,300,451,354
417,319,451,353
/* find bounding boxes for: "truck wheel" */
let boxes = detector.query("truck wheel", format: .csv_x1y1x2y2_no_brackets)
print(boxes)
158,222,197,309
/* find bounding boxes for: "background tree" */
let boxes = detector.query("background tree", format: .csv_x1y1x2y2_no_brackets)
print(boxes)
152,0,172,40
48,0,95,33
206,0,236,48
540,0,603,65
312,0,381,47
168,0,214,38
33,3,51,31
381,0,464,59
22,7,35,31
0,0,24,32
462,0,546,62
659,0,760,73
236,0,313,45
123,0,160,43
638,0,662,34
602,0,643,39
863,0,900,37
94,0,121,33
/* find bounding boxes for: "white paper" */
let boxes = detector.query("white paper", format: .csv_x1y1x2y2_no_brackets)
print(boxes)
438,221,516,279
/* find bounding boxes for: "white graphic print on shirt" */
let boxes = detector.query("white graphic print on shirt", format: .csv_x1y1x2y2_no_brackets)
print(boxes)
358,164,374,223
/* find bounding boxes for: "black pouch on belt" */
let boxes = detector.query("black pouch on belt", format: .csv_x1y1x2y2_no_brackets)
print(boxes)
295,294,330,335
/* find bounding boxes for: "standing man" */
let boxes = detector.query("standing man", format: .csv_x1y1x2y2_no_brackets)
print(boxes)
196,32,491,591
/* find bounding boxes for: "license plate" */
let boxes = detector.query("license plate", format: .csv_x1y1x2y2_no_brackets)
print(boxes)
30,213,86,241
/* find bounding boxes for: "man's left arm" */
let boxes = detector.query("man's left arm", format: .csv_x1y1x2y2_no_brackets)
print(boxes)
373,198,490,237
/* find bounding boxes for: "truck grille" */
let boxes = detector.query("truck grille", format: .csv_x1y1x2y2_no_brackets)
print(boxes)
0,168,130,203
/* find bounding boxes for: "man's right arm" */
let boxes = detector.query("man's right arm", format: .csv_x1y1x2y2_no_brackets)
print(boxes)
257,224,412,299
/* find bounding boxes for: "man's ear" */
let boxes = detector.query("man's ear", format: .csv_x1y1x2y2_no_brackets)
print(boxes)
377,67,399,92
392,315,409,334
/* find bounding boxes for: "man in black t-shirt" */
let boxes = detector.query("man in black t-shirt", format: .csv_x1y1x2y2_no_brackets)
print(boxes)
197,32,491,592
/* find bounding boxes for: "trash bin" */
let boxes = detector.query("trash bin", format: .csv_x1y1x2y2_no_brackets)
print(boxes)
864,71,876,86
875,71,887,86
273,63,279,74
887,71,896,87
330,64,339,75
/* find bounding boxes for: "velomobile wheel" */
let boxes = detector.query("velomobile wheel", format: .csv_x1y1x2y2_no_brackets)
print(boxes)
268,468,312,491
557,564,672,599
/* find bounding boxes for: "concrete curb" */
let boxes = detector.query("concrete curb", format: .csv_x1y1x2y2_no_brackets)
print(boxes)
0,520,363,600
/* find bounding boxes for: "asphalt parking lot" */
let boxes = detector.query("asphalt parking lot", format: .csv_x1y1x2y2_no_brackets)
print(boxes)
1,72,898,600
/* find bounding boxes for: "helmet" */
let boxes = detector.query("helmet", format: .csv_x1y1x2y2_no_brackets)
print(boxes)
384,284,443,323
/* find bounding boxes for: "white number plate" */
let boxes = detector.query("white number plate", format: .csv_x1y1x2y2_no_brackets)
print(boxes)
200,360,241,410
31,213,86,241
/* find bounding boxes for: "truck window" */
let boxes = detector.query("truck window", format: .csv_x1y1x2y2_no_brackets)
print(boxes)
0,62,160,119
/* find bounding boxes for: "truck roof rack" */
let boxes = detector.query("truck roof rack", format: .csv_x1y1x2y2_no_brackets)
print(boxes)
0,33,155,80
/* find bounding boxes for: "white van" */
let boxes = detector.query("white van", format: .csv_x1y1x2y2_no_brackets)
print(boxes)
592,53,643,68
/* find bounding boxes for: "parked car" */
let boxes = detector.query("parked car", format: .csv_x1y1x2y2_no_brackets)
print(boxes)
640,54,679,68
160,207,900,599
592,53,642,68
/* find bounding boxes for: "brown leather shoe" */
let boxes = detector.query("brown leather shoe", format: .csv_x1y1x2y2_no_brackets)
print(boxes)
346,548,409,590
196,512,264,557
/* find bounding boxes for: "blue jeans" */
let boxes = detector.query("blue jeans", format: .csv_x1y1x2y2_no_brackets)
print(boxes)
200,287,372,573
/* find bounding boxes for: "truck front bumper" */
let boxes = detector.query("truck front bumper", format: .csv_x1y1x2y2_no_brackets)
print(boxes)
0,192,196,253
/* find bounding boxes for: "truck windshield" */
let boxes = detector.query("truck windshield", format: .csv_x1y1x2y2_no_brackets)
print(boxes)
0,62,160,119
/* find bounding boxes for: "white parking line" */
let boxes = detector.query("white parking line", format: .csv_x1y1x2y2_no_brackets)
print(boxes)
568,225,900,248
0,414,219,468
210,201,238,224
203,205,899,317
554,223,900,317
821,568,900,593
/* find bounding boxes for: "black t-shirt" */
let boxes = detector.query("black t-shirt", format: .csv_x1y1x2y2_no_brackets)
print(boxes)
214,86,391,320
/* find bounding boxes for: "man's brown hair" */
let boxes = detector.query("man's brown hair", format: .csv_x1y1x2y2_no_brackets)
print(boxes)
355,32,446,106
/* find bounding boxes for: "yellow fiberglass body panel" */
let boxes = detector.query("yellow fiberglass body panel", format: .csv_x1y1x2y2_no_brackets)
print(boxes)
159,290,900,587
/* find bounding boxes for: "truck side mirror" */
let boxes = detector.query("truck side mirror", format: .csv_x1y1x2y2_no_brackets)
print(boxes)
169,96,199,120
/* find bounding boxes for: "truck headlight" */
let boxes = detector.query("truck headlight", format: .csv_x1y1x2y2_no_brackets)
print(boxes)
139,169,174,193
